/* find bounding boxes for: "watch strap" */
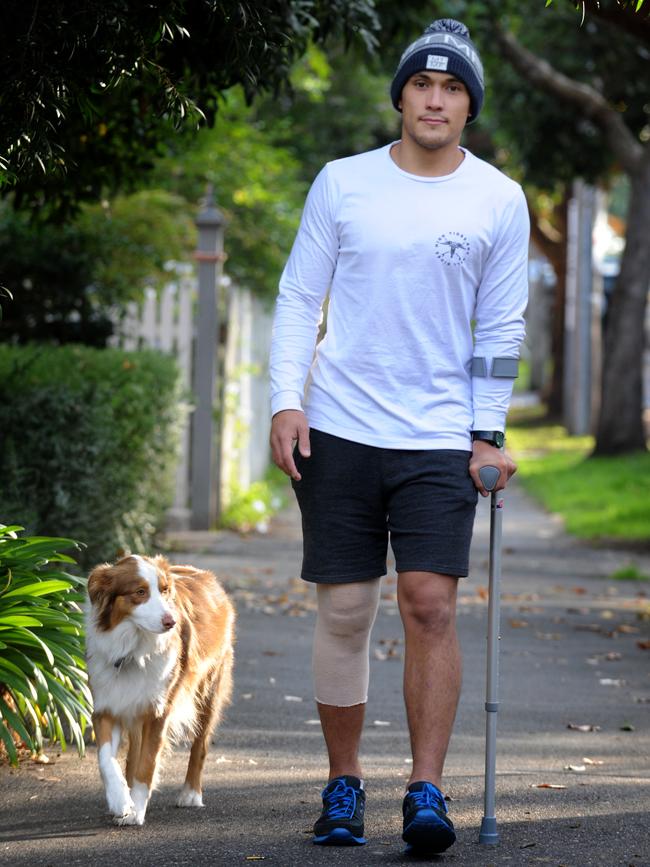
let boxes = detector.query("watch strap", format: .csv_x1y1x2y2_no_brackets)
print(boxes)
471,430,504,448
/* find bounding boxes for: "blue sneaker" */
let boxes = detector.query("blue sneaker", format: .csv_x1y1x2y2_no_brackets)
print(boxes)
313,775,366,846
402,781,456,853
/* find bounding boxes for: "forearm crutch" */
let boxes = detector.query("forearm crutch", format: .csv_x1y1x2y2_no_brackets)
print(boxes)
477,464,503,845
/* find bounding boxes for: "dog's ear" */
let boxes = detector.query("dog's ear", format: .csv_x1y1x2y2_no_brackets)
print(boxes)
87,563,114,604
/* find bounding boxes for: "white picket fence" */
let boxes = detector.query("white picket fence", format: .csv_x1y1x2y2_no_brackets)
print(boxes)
109,275,273,529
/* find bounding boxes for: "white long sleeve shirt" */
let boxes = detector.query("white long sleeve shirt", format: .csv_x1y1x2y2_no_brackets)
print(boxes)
270,143,529,450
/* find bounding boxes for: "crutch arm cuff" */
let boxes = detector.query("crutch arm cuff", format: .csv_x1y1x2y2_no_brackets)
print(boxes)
471,356,519,378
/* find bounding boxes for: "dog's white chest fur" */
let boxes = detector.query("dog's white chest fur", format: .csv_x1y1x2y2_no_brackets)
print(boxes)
85,613,177,720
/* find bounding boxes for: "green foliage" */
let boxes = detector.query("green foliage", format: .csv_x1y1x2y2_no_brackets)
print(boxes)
149,88,308,299
0,345,184,569
1,1,380,212
221,466,290,533
608,564,650,582
76,191,197,303
0,191,195,345
254,42,397,184
0,526,91,764
507,410,650,540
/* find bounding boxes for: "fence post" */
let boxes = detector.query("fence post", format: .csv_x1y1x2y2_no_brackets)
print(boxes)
190,186,225,530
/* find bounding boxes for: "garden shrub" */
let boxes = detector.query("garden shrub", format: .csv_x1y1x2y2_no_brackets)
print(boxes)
0,344,184,569
0,525,91,764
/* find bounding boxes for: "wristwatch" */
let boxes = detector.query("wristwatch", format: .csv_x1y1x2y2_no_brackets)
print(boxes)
471,430,505,448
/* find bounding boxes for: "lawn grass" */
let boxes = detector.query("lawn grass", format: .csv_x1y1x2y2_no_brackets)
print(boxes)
506,405,650,544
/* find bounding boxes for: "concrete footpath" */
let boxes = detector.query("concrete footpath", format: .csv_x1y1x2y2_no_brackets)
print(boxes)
1,481,649,867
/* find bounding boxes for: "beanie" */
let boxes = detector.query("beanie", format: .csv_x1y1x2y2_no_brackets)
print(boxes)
390,19,484,123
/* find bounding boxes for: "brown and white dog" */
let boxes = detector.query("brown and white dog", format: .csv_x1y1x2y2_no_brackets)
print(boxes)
85,554,234,825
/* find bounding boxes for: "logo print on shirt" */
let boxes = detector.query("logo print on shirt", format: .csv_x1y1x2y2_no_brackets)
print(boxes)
435,232,470,267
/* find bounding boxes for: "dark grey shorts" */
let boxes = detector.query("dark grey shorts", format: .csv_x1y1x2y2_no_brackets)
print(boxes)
291,428,478,584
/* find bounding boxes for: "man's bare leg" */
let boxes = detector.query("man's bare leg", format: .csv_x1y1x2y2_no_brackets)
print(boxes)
397,571,461,788
317,702,365,781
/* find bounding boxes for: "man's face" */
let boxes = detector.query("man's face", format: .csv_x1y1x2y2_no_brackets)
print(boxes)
398,71,471,153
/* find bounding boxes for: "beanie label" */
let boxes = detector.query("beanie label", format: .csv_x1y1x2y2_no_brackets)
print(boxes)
426,54,449,71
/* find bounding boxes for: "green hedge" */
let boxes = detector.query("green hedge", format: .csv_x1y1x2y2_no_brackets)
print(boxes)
0,345,184,570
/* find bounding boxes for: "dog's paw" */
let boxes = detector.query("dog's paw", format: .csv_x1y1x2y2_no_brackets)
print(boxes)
106,781,135,822
176,784,204,808
112,808,142,826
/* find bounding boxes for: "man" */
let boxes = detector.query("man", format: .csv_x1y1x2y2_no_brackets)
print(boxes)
269,18,528,854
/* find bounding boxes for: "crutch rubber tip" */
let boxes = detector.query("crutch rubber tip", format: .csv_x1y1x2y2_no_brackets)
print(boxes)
478,816,499,845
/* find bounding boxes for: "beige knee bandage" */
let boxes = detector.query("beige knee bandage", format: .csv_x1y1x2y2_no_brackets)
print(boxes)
313,579,381,707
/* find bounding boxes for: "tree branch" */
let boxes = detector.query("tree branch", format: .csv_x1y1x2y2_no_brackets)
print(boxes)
493,23,644,174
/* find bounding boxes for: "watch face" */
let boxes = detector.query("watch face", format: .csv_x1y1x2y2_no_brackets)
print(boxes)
494,432,505,448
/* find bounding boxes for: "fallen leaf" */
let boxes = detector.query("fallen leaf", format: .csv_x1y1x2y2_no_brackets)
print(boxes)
248,758,258,765
284,695,303,702
571,587,587,595
616,624,639,634
536,632,562,640
582,757,604,766
215,755,232,764
533,783,566,789
245,857,266,861
31,754,50,764
567,723,601,732
509,619,529,628
604,652,623,661
477,586,489,601
262,650,280,656
620,722,635,731
600,610,615,620
599,678,624,686
564,764,586,773
520,842,536,849
373,649,388,661
637,640,650,650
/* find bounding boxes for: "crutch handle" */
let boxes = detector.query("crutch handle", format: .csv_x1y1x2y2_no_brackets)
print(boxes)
478,465,500,492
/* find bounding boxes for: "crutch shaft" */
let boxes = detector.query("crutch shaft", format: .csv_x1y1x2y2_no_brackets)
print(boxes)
477,466,503,845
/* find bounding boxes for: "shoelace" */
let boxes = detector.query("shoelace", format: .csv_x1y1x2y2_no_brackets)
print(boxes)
408,785,445,813
323,780,357,820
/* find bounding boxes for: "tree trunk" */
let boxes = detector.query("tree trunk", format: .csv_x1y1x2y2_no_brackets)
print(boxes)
594,149,650,454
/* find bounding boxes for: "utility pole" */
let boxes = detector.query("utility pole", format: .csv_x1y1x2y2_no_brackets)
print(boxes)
564,180,597,435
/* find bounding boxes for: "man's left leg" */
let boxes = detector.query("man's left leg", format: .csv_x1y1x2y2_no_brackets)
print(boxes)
398,570,461,851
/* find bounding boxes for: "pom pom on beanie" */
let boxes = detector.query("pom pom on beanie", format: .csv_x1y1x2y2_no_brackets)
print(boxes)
390,19,484,123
